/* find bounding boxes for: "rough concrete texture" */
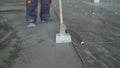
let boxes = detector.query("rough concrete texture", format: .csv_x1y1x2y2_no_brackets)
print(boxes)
0,16,22,68
0,0,120,68
0,1,84,68
52,0,120,68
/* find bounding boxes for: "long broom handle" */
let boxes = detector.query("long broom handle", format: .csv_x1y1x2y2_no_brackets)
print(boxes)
59,0,63,24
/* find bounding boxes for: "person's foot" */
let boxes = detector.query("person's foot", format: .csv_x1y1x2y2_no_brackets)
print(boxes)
27,22,36,28
41,18,55,23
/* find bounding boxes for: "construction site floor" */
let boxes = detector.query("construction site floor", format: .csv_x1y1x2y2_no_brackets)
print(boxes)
0,0,84,68
0,0,120,68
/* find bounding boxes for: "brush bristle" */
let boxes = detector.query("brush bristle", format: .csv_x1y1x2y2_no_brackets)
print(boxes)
56,33,72,43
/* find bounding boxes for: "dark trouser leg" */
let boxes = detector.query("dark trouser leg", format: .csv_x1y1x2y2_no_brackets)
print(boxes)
26,0,38,23
40,0,51,21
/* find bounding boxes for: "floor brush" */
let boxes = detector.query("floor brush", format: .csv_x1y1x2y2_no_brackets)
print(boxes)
56,0,72,43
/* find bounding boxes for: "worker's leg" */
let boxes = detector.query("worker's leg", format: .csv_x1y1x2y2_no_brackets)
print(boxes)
26,0,38,23
40,0,52,21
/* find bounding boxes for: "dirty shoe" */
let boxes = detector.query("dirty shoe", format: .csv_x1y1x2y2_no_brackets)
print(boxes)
27,23,36,28
41,18,55,23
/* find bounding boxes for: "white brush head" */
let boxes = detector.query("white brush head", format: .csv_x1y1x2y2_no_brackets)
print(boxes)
56,33,72,43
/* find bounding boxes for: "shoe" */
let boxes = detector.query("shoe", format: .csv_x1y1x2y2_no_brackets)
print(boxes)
41,18,55,23
27,23,36,28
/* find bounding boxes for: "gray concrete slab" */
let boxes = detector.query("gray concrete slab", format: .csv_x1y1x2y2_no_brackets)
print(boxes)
0,1,84,68
52,0,120,68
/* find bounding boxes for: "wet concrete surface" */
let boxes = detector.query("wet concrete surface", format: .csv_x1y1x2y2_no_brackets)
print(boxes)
53,0,120,68
0,0,120,68
0,16,22,68
0,1,84,68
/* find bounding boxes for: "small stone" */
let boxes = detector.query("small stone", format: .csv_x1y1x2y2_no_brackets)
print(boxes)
81,41,85,45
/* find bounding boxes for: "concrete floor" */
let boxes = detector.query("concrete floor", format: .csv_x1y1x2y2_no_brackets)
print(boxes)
0,0,120,68
0,1,84,68
52,0,120,68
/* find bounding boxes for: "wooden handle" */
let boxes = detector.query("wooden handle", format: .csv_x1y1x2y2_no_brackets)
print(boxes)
59,0,63,24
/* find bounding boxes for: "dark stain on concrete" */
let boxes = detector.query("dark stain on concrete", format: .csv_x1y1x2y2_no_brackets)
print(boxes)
0,16,23,68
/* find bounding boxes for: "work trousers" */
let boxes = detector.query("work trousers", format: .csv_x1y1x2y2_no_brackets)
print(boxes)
26,0,51,22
